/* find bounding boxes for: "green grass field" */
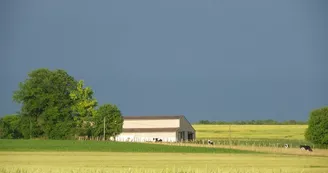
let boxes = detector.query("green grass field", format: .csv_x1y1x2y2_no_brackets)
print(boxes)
0,139,255,154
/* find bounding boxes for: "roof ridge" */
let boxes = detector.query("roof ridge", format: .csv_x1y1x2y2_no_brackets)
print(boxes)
123,115,184,120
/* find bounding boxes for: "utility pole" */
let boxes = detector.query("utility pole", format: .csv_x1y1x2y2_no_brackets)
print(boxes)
103,117,106,141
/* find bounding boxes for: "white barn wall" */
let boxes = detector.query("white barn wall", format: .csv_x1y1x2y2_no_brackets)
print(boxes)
115,132,177,142
114,116,195,143
123,119,179,129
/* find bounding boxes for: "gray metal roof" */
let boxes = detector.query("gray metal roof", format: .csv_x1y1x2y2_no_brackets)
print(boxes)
123,115,184,120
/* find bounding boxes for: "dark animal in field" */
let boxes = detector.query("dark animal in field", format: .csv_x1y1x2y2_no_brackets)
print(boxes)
153,138,162,142
207,140,214,145
300,145,312,152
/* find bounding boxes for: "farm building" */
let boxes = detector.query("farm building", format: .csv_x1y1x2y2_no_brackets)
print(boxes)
115,115,195,142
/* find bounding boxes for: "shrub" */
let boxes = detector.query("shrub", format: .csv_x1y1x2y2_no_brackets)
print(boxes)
305,106,328,145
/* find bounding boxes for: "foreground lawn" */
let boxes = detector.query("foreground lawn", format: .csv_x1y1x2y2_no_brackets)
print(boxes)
0,139,255,154
1,152,328,173
193,125,307,140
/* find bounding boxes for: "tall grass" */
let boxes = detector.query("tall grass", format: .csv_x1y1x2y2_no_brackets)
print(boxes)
2,151,328,173
0,167,321,173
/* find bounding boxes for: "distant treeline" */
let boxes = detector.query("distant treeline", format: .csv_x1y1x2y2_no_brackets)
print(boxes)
195,119,308,125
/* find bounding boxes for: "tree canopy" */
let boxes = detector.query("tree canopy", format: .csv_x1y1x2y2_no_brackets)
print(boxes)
305,106,328,145
0,114,22,139
0,68,123,140
69,80,98,136
12,68,78,139
93,104,124,139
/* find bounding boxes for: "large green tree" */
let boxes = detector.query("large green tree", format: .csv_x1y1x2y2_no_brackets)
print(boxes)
69,80,98,136
13,68,79,139
93,104,123,139
0,114,23,139
305,106,328,145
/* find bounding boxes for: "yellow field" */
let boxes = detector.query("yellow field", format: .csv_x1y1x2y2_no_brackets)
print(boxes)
1,125,326,173
1,152,328,173
193,125,308,140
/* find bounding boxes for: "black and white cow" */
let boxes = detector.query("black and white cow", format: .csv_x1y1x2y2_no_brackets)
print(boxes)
300,145,313,152
207,140,214,145
153,138,162,142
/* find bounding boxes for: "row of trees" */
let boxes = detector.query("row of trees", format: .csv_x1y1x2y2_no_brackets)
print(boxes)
196,119,308,125
0,68,123,140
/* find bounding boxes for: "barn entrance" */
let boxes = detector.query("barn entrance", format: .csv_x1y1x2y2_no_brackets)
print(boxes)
177,131,195,141
187,132,194,141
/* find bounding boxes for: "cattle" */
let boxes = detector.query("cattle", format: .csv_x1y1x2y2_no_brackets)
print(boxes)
207,140,214,145
153,138,162,142
300,145,312,152
284,144,289,148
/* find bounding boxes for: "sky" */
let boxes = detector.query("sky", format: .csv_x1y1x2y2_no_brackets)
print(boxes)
1,0,327,123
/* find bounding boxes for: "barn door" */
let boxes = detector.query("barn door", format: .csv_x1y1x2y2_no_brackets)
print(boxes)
187,132,194,141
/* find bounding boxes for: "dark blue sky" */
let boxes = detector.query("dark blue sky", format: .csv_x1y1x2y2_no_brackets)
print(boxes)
1,0,327,122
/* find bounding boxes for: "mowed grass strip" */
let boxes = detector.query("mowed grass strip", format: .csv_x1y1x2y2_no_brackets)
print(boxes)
155,142,328,157
0,139,257,154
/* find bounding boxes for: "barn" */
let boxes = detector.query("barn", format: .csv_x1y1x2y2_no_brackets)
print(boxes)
115,115,195,142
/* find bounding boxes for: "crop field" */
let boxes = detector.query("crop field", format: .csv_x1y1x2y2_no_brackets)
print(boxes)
191,125,318,149
1,139,328,173
193,125,307,140
1,152,328,173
